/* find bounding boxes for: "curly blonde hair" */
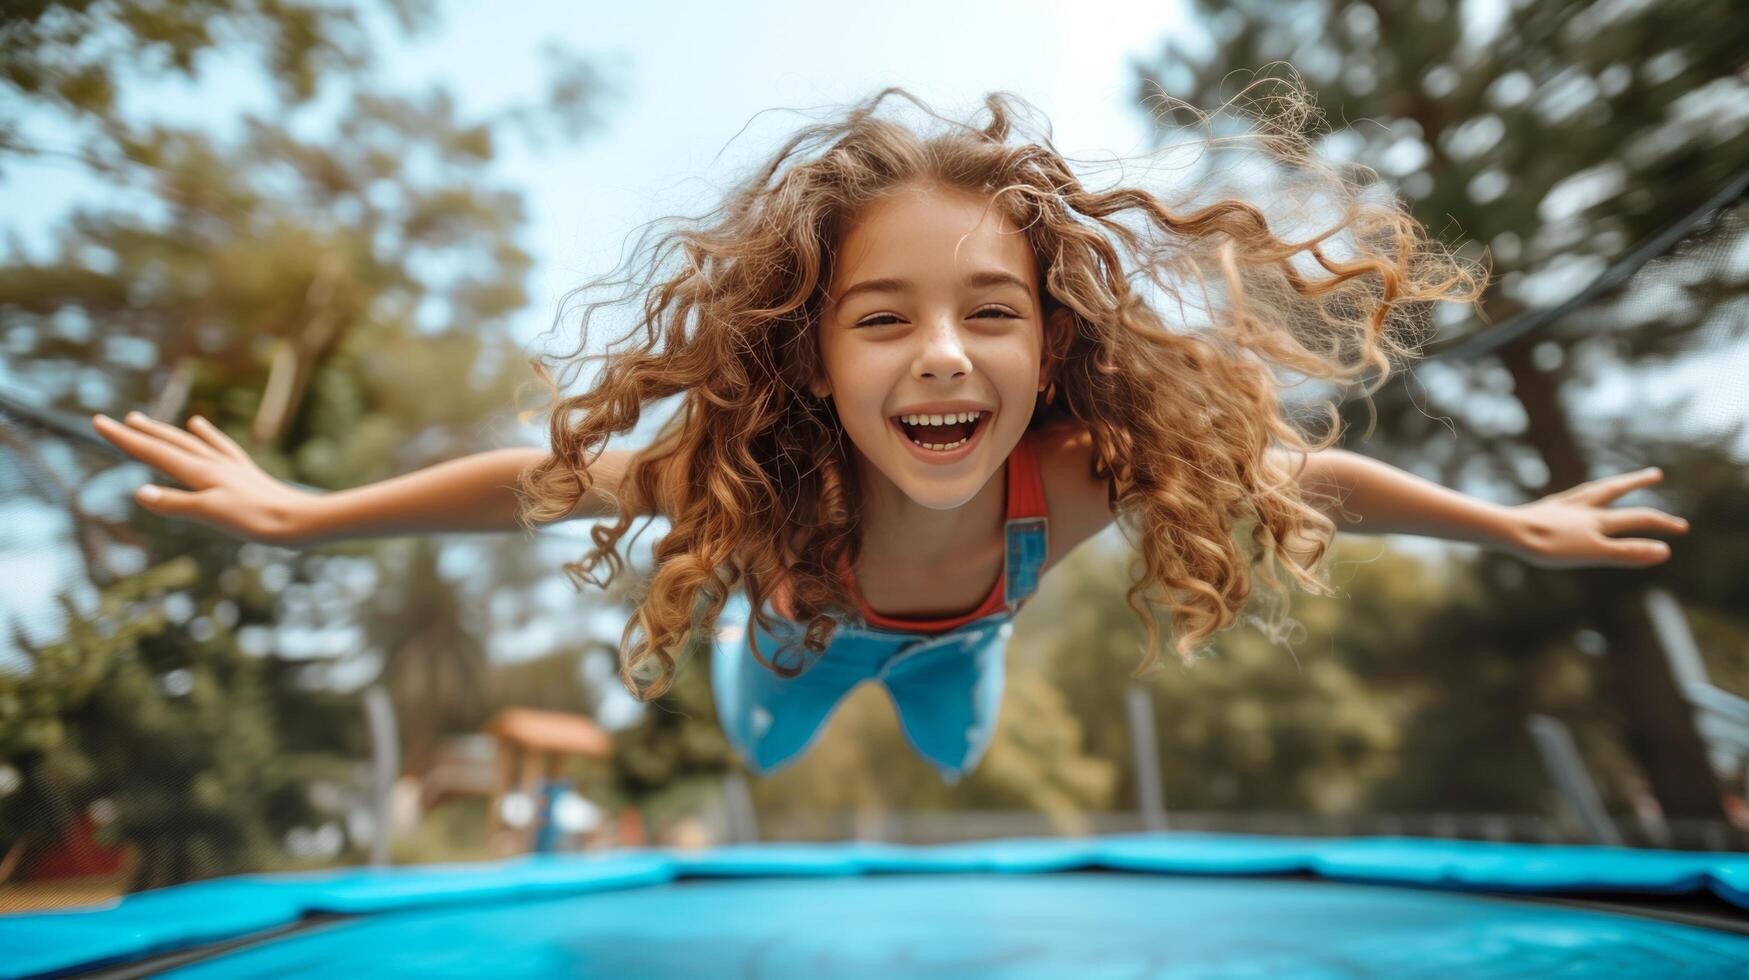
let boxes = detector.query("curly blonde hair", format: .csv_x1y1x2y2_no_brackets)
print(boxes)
517,78,1482,700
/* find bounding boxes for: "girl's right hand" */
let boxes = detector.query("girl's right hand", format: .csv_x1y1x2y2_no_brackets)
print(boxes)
91,411,321,548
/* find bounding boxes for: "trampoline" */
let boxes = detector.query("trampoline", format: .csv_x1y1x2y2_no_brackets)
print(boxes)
7,835,1749,978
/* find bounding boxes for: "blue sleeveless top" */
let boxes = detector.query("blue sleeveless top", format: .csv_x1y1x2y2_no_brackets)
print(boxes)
710,433,1049,781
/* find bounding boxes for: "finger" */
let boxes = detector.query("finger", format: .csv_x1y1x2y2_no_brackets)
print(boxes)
123,411,220,462
187,415,254,464
1583,467,1664,505
1598,507,1689,536
1606,537,1673,566
92,414,210,486
133,483,207,518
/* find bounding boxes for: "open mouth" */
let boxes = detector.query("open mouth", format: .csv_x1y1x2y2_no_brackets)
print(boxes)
890,410,988,453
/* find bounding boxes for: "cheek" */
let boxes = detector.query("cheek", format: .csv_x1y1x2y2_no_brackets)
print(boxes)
986,341,1044,389
823,358,891,424
815,338,863,400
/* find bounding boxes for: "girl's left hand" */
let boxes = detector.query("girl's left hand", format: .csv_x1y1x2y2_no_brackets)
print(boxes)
1506,467,1689,570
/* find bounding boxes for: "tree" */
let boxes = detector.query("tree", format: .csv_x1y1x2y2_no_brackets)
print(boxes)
608,634,740,827
1134,0,1749,826
0,0,611,886
0,554,363,888
1023,534,1431,816
747,645,1119,833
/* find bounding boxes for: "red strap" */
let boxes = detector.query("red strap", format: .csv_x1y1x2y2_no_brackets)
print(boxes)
1005,428,1048,520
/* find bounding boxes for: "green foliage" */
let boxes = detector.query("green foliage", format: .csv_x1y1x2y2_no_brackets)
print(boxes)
1132,0,1749,824
747,642,1118,829
0,559,360,889
389,795,491,866
609,638,738,821
1145,0,1747,290
1017,535,1415,814
0,0,383,120
482,648,604,718
0,0,610,886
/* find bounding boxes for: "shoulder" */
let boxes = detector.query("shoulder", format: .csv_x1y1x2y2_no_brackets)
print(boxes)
1027,420,1116,570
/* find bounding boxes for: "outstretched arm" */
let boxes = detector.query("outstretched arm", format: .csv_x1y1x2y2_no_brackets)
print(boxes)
92,411,650,548
1270,447,1689,569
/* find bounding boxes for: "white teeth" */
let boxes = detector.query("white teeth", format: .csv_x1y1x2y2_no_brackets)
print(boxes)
915,438,967,451
897,410,983,425
893,410,985,452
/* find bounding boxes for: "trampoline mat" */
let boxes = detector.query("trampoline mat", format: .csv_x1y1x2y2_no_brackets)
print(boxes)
158,873,1749,979
11,835,1749,978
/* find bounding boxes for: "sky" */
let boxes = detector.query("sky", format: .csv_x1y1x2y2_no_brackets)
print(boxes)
380,0,1194,352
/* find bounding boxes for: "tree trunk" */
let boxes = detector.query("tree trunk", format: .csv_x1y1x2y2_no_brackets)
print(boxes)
252,258,349,445
1500,342,1730,827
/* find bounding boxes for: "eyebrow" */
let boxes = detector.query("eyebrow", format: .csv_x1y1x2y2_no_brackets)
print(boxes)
831,269,1033,308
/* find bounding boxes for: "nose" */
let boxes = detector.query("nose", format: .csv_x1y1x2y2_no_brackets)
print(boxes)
913,314,972,381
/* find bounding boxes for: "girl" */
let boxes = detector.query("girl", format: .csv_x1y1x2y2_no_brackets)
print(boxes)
92,86,1689,780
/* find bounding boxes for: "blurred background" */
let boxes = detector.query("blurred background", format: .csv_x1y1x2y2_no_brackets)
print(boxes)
1,0,1745,912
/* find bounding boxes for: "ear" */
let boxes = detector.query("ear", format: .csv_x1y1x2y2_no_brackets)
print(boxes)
808,374,832,399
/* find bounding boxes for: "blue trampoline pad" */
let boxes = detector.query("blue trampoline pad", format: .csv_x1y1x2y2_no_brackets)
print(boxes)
7,835,1749,978
159,874,1749,979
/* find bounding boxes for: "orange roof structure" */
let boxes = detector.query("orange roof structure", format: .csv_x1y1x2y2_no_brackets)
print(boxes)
484,707,613,758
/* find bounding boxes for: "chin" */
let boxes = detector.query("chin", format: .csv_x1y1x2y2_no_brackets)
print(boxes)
898,482,984,511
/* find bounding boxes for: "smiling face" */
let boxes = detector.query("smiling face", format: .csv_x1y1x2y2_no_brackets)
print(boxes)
811,181,1052,511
